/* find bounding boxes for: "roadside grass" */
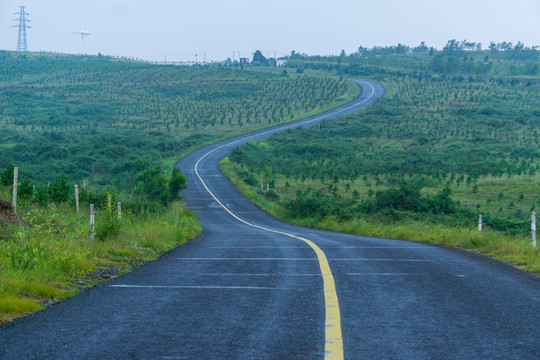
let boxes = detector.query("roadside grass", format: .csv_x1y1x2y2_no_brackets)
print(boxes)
220,158,540,273
227,163,539,221
0,199,201,323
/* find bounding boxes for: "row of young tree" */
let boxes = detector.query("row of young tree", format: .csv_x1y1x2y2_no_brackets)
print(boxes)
231,76,539,182
0,51,353,188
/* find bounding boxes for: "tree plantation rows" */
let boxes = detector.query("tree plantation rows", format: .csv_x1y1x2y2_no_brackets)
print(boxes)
228,74,540,233
231,76,539,181
0,51,356,187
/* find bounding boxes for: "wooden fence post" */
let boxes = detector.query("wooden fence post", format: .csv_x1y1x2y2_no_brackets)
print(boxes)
90,204,95,240
75,185,79,213
478,214,482,231
12,167,18,212
532,212,536,247
108,194,112,208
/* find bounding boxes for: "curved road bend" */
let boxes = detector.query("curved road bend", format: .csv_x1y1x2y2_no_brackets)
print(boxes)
1,80,539,359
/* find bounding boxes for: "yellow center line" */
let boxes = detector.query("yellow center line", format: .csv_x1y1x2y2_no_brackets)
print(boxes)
192,81,377,359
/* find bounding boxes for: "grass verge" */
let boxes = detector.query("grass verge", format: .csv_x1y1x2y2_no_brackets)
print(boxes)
220,158,540,273
0,201,201,323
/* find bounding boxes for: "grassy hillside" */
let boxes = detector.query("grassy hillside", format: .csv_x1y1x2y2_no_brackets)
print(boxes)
0,51,359,322
223,71,540,272
0,51,358,188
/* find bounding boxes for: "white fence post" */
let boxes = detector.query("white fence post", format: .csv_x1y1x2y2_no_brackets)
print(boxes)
117,202,122,220
12,167,18,212
75,185,79,213
107,194,112,208
90,204,95,240
532,212,536,247
478,214,482,231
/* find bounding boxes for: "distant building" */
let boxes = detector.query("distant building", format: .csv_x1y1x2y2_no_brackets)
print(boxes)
276,58,286,67
240,58,249,64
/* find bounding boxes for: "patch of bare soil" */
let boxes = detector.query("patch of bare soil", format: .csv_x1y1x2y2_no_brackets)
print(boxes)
0,200,26,231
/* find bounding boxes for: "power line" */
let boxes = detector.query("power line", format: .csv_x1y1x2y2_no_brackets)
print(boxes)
12,5,30,52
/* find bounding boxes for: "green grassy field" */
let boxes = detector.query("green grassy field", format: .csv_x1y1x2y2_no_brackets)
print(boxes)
221,66,540,272
0,51,358,188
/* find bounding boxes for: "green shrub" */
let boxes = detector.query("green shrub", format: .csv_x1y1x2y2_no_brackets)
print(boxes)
169,168,187,200
0,164,14,186
50,175,70,203
18,177,34,201
95,195,124,241
134,166,170,207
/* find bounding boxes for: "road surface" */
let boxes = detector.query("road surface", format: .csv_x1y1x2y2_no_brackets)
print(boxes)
1,80,539,359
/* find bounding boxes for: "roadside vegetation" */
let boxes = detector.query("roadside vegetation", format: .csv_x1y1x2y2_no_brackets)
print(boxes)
0,165,200,323
0,51,357,322
223,43,540,272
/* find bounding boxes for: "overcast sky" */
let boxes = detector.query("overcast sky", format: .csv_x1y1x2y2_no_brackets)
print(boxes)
1,0,539,62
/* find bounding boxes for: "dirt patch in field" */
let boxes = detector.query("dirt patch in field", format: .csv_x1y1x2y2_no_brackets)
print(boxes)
0,199,26,229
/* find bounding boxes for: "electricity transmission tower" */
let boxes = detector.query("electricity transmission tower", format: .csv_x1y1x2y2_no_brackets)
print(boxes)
13,6,31,52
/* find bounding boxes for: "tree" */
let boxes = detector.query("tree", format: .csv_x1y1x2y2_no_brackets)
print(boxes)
32,184,49,206
169,167,187,200
134,166,170,206
413,41,428,53
18,177,34,200
50,175,70,203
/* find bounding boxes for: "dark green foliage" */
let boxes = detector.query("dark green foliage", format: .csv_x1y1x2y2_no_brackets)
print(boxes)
170,168,187,200
0,164,14,186
77,187,103,207
32,184,49,206
371,181,423,212
284,188,355,221
264,189,280,200
134,166,170,207
49,176,70,203
18,177,34,200
423,186,457,215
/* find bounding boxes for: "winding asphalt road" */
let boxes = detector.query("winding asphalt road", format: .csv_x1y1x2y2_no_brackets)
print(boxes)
1,80,539,359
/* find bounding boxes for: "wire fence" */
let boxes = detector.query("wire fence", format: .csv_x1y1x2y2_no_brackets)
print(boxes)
0,160,50,185
1,163,537,243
